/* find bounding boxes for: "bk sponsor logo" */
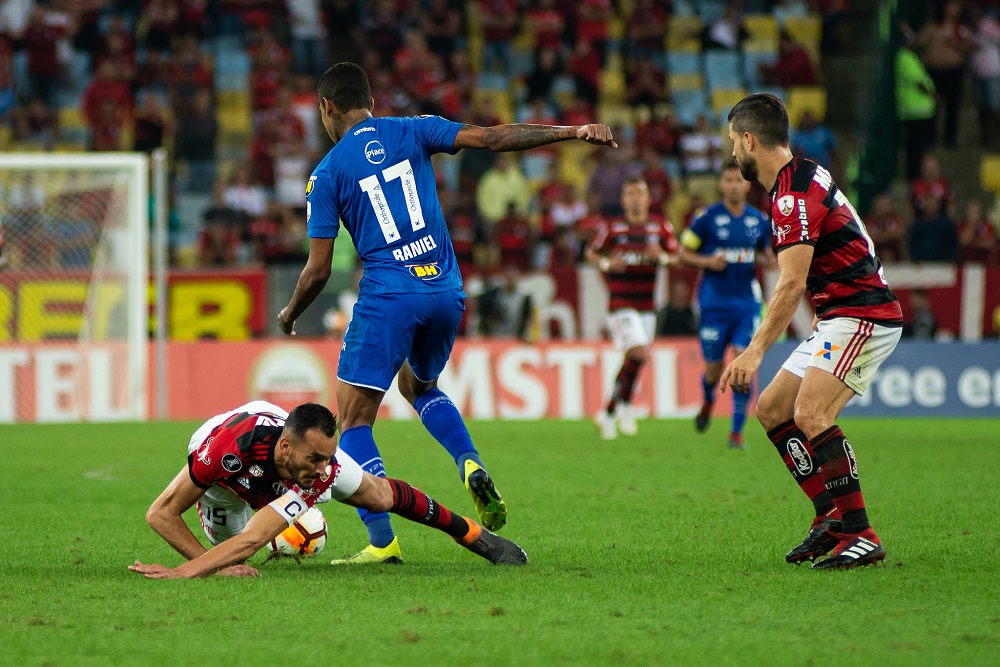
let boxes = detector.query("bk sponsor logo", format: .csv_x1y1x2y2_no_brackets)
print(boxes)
408,263,441,279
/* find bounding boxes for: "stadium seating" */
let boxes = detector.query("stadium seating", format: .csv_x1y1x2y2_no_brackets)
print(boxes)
743,51,779,90
667,52,701,76
786,86,828,123
980,155,1000,194
669,72,705,92
667,16,703,52
743,14,780,46
671,88,710,127
784,15,822,63
704,51,744,91
711,88,747,127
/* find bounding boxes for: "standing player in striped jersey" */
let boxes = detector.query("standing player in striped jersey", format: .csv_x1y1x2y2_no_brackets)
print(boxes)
587,177,678,440
679,160,774,451
129,402,526,579
720,94,902,570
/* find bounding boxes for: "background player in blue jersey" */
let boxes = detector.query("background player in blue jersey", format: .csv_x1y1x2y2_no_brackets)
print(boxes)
679,160,775,450
277,63,617,564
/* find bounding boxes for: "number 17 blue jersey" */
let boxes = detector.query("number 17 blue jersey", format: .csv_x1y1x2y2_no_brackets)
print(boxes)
306,115,464,295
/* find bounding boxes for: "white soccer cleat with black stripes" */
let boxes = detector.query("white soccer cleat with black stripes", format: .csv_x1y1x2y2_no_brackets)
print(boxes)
812,530,886,570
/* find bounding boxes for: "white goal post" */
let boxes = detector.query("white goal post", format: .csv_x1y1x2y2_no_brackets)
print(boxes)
0,153,149,422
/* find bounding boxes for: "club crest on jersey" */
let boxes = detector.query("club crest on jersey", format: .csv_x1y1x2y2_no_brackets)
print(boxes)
408,263,441,279
305,175,317,197
777,195,794,217
365,140,386,164
222,453,242,473
196,438,212,465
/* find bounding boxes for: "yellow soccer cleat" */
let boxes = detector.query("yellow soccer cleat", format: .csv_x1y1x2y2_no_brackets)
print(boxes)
464,460,507,532
329,536,403,565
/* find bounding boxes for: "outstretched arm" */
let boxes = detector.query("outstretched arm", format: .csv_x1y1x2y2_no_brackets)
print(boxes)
453,123,618,152
144,467,210,561
278,237,335,335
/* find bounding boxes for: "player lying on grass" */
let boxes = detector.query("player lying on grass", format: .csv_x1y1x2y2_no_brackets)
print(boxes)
129,401,527,579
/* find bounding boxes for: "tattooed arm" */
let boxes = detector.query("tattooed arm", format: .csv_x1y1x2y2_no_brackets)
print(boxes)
453,123,618,152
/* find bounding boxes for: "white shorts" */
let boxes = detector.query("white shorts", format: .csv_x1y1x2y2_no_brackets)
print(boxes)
607,308,656,350
185,400,364,543
781,317,902,395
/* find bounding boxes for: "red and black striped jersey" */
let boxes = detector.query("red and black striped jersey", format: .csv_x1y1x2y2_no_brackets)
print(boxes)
591,217,677,312
771,158,902,324
187,411,339,511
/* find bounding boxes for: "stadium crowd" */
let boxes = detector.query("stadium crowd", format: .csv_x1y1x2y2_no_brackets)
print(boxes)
0,1,998,293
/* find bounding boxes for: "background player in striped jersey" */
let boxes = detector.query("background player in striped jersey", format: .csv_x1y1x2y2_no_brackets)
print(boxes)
679,160,774,451
586,177,679,440
278,63,618,564
720,93,903,570
129,402,526,578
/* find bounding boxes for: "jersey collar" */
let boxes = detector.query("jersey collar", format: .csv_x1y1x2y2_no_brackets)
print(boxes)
769,157,796,198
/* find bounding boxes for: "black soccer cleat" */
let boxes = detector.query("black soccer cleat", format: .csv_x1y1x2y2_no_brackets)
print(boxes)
786,517,843,564
812,532,886,570
464,529,528,566
695,401,712,433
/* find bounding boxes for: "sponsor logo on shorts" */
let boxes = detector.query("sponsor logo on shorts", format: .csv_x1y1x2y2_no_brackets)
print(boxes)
814,342,841,360
408,263,441,279
364,140,386,164
844,440,859,479
786,438,813,475
222,453,242,473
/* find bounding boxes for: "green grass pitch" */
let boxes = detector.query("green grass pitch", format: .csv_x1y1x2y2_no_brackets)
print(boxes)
1,418,998,666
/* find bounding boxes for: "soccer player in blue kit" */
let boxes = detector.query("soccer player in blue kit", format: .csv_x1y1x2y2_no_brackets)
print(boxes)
679,160,775,450
277,63,618,564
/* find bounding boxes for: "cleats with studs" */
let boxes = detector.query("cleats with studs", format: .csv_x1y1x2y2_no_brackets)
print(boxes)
786,517,842,564
464,460,507,532
812,529,886,570
695,401,712,433
458,519,528,565
329,537,403,565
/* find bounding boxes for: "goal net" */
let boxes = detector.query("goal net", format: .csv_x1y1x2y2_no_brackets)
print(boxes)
0,153,148,423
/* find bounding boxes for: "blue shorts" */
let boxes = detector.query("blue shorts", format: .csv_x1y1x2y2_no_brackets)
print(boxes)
338,289,466,392
698,308,761,363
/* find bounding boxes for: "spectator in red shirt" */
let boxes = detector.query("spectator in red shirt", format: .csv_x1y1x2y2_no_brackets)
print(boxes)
958,197,999,264
864,191,907,263
635,104,679,156
626,0,667,64
364,0,404,68
626,56,667,108
760,32,820,87
910,153,955,217
82,61,134,132
493,203,536,271
170,34,214,107
447,190,486,276
527,0,565,51
570,39,601,106
96,15,136,80
576,0,613,65
640,147,673,217
562,96,596,126
21,7,71,106
90,98,127,151
574,190,606,259
480,0,519,73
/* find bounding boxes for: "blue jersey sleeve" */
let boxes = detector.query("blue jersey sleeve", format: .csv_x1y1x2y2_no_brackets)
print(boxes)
306,168,341,239
412,115,463,155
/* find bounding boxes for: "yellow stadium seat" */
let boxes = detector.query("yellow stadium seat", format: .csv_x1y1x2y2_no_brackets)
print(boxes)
599,69,627,103
217,105,251,135
58,107,86,130
786,86,827,124
513,30,534,52
744,15,779,43
667,16,703,52
467,36,484,72
669,72,705,92
980,154,1000,194
711,88,747,114
686,174,719,201
784,15,822,63
0,124,12,150
472,89,515,124
609,18,625,41
743,37,779,54
597,103,633,128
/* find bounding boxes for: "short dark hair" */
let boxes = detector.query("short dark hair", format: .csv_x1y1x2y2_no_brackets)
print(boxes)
284,403,338,440
317,63,371,112
727,93,789,148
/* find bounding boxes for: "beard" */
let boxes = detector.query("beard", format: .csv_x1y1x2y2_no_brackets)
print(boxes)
736,154,758,183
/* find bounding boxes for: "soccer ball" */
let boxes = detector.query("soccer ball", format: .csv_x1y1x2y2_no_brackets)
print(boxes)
267,507,327,558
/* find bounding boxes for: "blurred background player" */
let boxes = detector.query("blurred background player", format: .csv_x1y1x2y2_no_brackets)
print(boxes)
130,402,526,579
679,160,774,450
278,64,618,563
721,94,903,570
587,177,678,440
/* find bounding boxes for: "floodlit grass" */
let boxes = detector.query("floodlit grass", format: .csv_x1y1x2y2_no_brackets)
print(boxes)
1,418,998,665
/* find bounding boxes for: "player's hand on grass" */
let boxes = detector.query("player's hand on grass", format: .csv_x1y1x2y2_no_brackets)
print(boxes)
277,307,296,336
218,565,259,578
719,348,763,395
576,124,618,148
128,561,182,579
705,252,728,272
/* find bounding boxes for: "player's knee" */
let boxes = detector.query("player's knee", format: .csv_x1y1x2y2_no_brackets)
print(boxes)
792,402,827,439
755,391,785,431
627,346,649,364
353,474,394,513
